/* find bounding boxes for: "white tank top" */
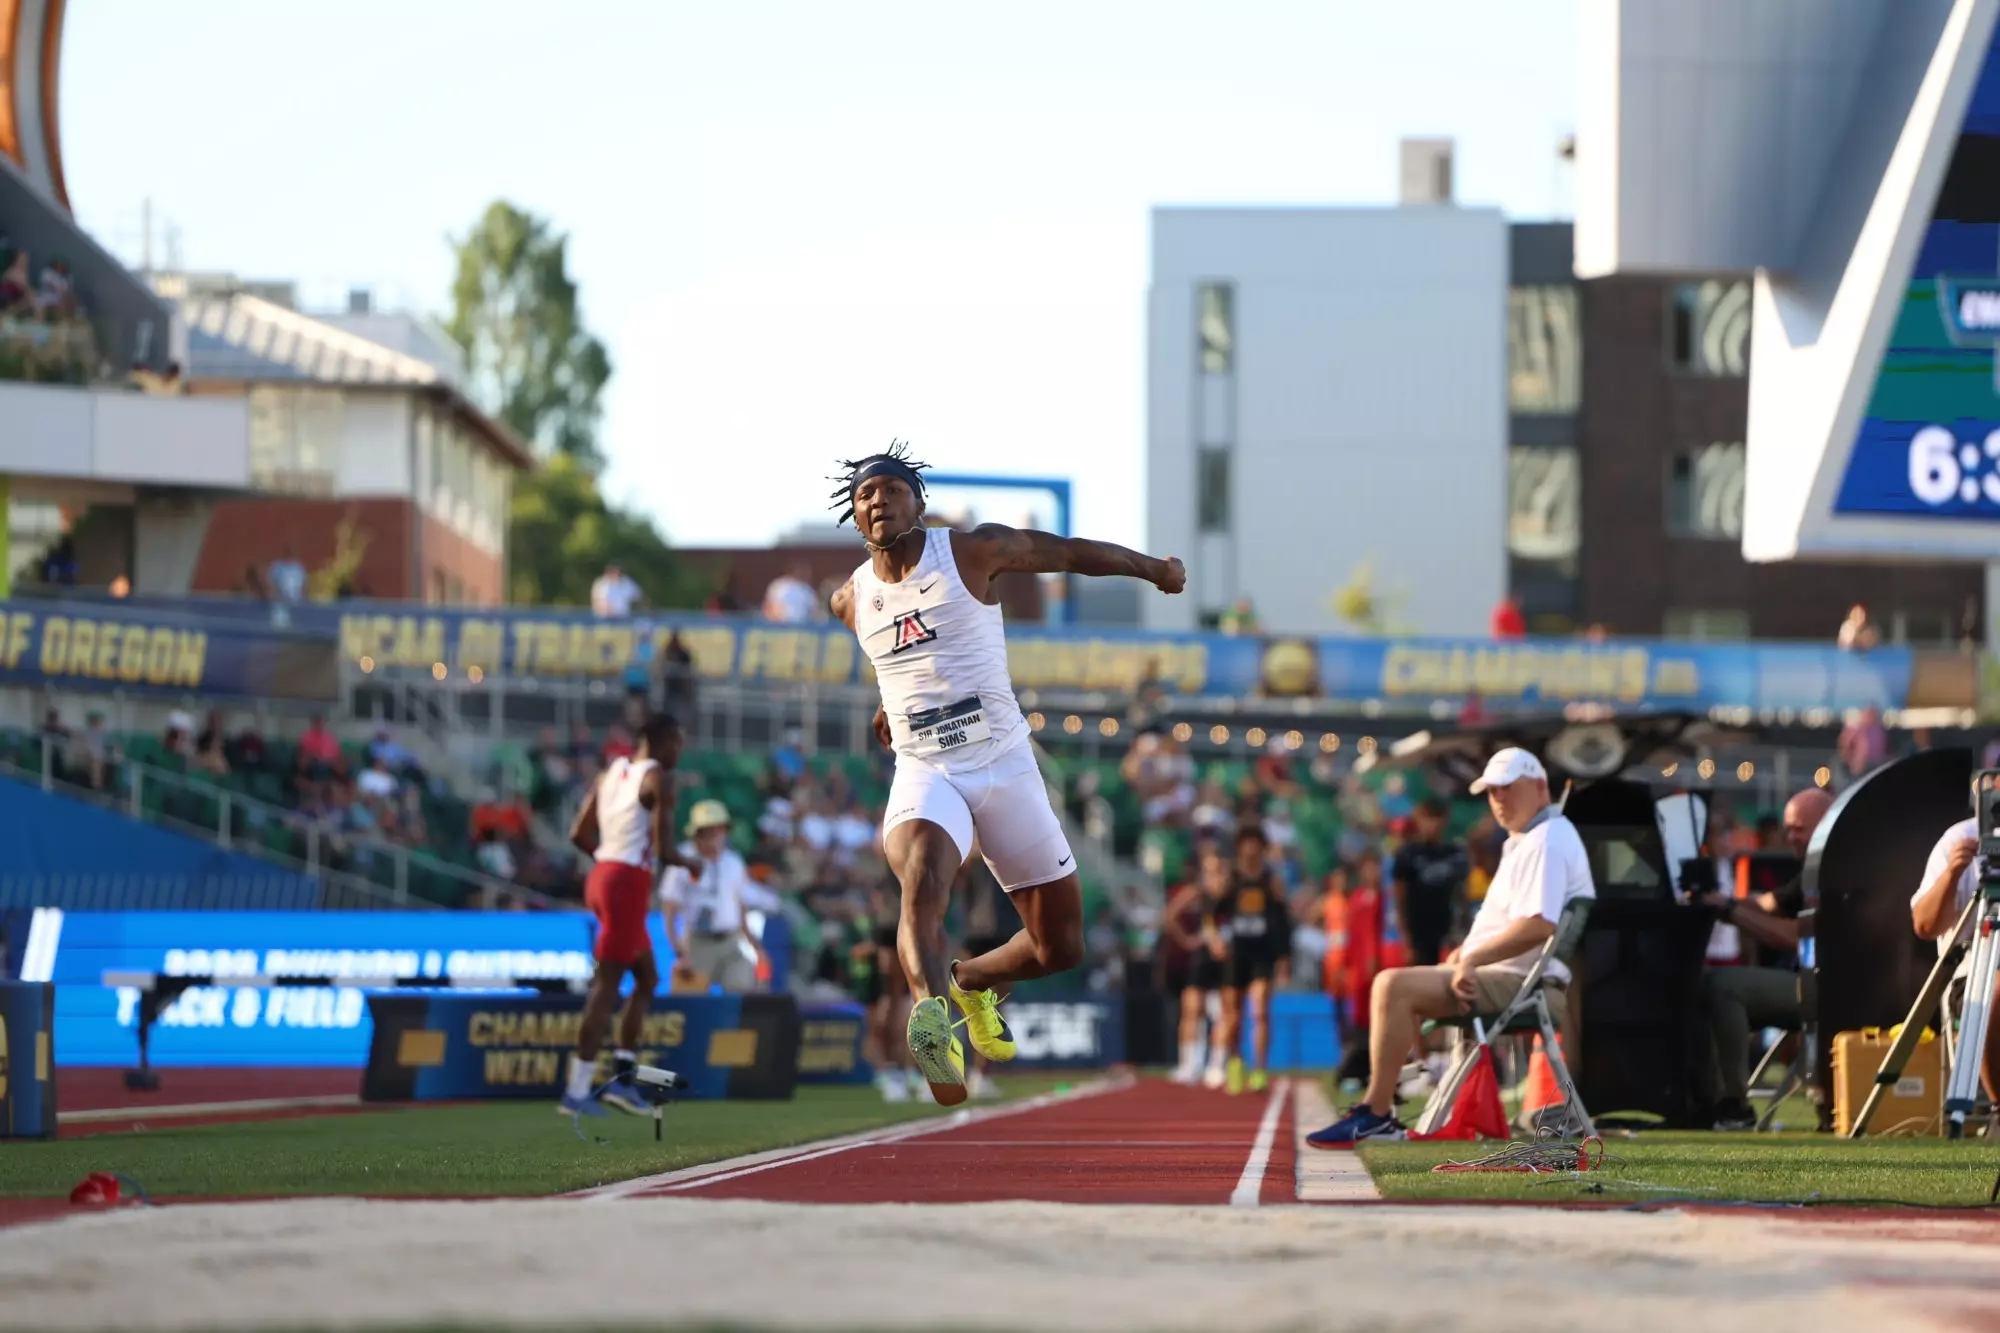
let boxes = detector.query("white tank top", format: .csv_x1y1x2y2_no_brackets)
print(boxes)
851,526,1027,770
593,756,660,866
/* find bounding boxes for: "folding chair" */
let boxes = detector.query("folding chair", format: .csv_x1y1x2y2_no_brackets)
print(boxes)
1747,908,1815,1132
1746,1028,1810,1131
1412,898,1595,1140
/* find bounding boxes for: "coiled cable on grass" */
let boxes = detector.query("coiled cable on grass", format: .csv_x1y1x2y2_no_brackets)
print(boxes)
1430,1136,1608,1175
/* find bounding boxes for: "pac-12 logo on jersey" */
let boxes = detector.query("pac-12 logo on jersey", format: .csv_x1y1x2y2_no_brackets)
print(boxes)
890,609,938,653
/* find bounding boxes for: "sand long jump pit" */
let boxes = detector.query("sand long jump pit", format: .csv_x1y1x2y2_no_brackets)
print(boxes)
4,1197,2000,1333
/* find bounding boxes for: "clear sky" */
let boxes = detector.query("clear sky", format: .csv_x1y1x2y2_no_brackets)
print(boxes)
61,0,1577,552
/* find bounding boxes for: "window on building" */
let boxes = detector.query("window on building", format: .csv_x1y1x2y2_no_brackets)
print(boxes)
1888,609,1954,646
1667,279,1751,376
1508,286,1581,413
1507,445,1581,561
1197,283,1234,374
1196,446,1231,533
1666,441,1746,540
248,386,343,495
1664,608,1752,641
414,410,436,504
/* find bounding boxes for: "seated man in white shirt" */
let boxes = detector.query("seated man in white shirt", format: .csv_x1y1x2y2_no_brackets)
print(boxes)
1911,799,2000,1097
1308,747,1596,1146
590,563,642,619
659,799,767,992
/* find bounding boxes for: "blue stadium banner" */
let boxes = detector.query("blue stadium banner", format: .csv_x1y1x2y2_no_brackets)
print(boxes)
795,1002,872,1085
332,604,1263,696
0,599,337,702
0,981,57,1139
3,596,1924,712
1003,995,1124,1069
360,992,802,1102
1315,636,1913,713
46,910,610,1068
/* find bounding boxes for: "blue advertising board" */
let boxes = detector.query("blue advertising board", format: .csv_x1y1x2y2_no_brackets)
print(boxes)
43,910,615,1068
330,604,1253,697
1002,996,1125,1070
1316,637,1911,713
361,991,802,1102
0,599,334,701
796,1002,872,1085
0,981,56,1139
0,595,1925,713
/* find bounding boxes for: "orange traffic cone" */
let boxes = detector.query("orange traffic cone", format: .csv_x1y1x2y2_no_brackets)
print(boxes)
1519,1034,1567,1130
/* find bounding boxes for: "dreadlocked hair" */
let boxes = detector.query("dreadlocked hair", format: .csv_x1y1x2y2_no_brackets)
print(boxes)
827,440,931,528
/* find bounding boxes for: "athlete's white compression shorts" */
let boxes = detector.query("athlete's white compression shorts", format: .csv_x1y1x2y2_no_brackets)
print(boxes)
880,741,1075,892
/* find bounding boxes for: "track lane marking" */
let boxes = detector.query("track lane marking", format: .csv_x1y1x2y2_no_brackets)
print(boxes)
1228,1078,1290,1208
1292,1076,1381,1201
572,1075,1132,1201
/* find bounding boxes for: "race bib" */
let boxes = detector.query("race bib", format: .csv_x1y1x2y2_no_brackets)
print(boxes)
906,696,992,755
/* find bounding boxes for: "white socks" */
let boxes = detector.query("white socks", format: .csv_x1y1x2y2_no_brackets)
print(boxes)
566,1054,596,1100
1177,1038,1202,1077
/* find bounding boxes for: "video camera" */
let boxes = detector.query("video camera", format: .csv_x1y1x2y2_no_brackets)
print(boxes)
1977,769,2000,878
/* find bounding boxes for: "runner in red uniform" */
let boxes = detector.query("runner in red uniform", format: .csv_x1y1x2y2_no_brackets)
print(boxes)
561,712,697,1116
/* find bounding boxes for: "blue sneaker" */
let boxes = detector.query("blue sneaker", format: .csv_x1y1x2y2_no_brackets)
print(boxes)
599,1078,653,1116
1305,1104,1406,1150
556,1089,610,1118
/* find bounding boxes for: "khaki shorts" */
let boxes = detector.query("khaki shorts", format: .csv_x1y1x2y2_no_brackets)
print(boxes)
1412,963,1560,1017
679,933,759,992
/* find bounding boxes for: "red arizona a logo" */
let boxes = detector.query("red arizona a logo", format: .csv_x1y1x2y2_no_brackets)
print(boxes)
891,609,937,653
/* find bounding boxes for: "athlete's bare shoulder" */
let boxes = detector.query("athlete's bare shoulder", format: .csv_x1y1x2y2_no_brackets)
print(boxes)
829,577,857,630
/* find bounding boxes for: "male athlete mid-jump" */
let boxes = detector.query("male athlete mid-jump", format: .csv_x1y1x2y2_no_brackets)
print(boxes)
829,443,1184,1104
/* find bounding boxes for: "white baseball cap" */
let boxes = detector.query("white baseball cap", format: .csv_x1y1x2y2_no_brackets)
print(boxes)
1469,746,1548,794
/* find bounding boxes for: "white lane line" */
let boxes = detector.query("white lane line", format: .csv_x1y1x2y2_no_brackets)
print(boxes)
1292,1076,1381,1201
571,1075,1132,1201
1227,1078,1291,1208
60,1094,360,1123
883,1139,1258,1149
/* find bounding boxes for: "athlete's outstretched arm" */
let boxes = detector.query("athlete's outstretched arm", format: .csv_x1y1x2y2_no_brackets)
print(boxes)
962,523,1184,591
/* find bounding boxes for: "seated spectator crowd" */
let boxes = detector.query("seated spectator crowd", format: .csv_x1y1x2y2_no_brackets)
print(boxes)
0,237,96,384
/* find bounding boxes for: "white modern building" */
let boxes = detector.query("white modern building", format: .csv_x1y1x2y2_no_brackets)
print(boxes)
1145,199,1510,637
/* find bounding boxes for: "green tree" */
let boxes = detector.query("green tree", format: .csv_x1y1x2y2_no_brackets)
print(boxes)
507,454,712,608
448,199,702,609
447,201,611,466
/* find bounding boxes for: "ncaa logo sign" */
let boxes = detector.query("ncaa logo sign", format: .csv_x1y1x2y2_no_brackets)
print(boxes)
1008,1003,1102,1062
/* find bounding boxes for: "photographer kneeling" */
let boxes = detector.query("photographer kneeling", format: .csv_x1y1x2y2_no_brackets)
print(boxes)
1307,748,1595,1147
1911,804,2000,1097
1690,787,1831,1130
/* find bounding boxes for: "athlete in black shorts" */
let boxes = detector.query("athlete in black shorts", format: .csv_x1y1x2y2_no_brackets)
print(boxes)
1161,845,1231,1084
1209,824,1292,1095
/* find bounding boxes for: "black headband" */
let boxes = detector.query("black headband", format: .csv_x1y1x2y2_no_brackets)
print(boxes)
850,456,926,506
828,442,932,528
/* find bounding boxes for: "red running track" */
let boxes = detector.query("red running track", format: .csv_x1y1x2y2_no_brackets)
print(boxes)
657,1078,1297,1206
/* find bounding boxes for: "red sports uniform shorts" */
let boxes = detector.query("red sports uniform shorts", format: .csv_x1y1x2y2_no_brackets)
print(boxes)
585,861,654,964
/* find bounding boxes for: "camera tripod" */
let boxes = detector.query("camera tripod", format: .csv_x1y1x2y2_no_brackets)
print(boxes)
1849,893,1987,1136
1849,804,2000,1196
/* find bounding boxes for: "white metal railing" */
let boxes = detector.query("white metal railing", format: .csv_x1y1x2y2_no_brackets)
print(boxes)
4,740,574,912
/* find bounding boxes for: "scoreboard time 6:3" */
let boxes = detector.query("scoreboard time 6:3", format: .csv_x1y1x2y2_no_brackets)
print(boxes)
1836,420,2000,518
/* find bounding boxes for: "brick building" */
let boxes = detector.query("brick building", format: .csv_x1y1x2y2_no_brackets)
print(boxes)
166,276,532,606
1509,223,1983,643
